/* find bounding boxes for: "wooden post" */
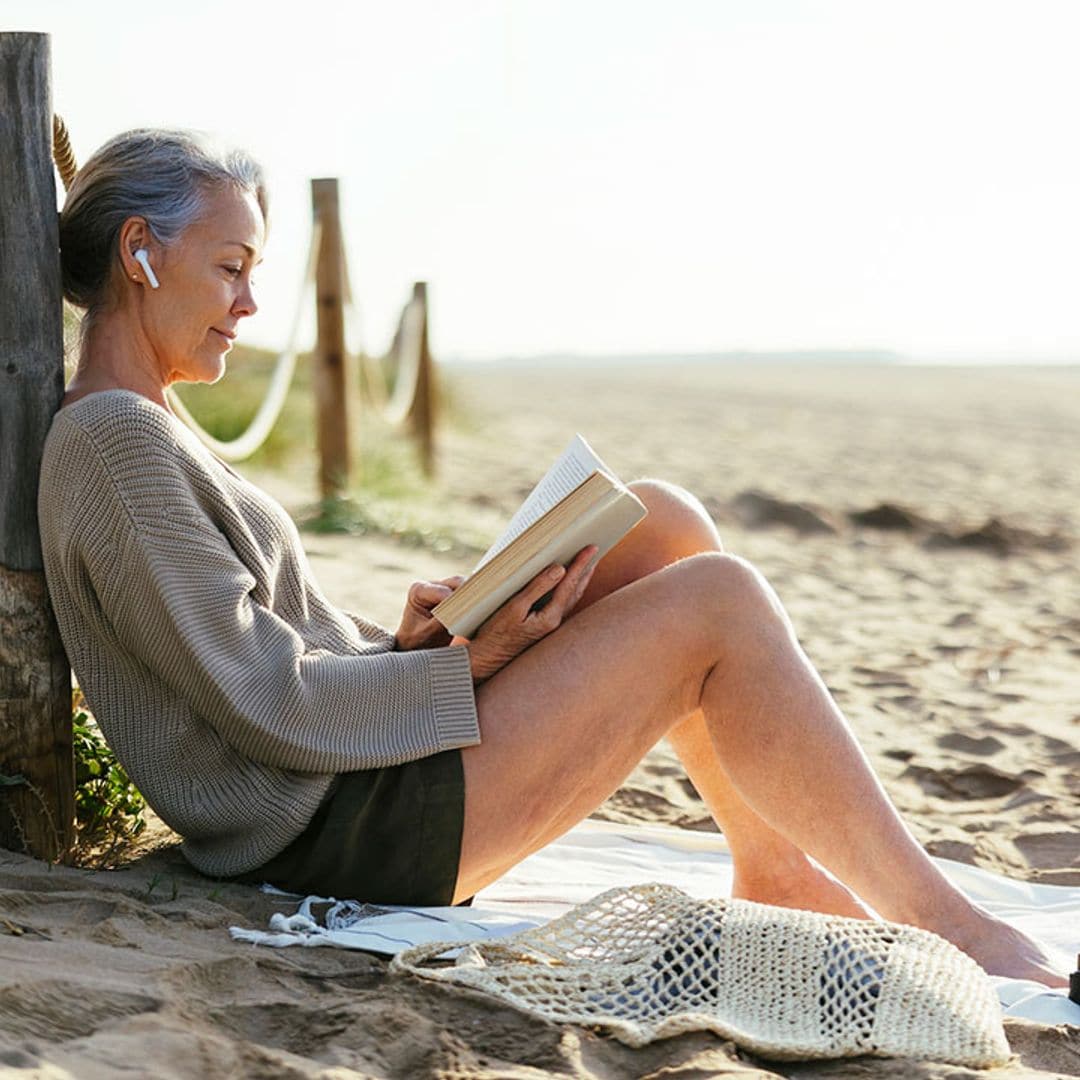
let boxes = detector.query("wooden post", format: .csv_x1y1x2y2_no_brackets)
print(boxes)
407,282,436,477
0,32,75,861
311,179,354,499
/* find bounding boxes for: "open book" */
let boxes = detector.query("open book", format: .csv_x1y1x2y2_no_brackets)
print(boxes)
432,435,647,638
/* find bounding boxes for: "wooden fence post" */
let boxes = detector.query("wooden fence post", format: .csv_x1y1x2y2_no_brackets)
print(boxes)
311,178,354,499
0,32,75,861
408,282,436,477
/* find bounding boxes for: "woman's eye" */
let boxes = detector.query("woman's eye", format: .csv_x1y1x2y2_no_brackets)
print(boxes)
223,265,242,277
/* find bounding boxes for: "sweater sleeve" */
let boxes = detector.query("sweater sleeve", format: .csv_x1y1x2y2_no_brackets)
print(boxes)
341,609,397,648
76,427,479,774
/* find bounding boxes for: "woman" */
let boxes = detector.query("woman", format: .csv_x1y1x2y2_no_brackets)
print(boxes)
41,128,1063,987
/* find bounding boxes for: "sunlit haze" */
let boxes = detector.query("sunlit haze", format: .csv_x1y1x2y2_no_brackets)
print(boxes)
7,1,1080,362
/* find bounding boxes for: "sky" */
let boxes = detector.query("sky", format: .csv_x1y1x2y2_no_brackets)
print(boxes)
7,1,1080,362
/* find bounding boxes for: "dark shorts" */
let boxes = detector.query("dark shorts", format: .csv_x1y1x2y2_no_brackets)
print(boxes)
235,748,466,905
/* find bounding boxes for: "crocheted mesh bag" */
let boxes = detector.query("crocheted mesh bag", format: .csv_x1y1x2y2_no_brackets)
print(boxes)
392,884,1011,1067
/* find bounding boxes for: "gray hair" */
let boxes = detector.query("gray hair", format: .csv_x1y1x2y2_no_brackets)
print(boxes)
59,128,268,314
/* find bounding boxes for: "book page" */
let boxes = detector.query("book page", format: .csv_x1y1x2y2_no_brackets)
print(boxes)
474,434,613,571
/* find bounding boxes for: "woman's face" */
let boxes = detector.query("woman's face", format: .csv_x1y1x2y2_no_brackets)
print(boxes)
142,185,265,386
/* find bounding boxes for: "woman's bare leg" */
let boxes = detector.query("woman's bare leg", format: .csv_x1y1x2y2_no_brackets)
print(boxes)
454,485,1065,985
579,482,869,916
663,713,871,917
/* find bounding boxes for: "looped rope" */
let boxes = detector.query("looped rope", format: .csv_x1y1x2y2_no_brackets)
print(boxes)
341,257,388,409
166,221,322,462
347,285,428,429
52,114,78,192
381,295,426,427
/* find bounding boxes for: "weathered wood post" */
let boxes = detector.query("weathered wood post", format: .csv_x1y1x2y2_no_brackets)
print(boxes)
0,32,75,861
311,178,354,498
407,281,436,477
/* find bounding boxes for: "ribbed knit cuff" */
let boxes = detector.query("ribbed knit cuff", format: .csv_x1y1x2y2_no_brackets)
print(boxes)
427,646,481,748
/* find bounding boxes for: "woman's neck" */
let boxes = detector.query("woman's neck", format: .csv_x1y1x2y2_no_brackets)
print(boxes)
65,313,171,411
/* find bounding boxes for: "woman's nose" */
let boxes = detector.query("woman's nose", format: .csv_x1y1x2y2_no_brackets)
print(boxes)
234,280,258,318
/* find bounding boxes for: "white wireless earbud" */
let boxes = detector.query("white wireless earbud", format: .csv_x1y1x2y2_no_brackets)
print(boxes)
134,249,160,289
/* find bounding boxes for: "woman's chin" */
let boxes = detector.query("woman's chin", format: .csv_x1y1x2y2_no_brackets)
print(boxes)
176,355,228,386
201,347,230,383
205,362,228,386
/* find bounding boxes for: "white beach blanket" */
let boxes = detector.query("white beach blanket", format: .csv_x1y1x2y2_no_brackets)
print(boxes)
229,819,1080,1027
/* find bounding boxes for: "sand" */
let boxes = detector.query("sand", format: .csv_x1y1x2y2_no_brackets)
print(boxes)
2,361,1078,1078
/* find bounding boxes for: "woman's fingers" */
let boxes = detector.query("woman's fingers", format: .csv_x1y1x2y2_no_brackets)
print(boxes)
467,547,603,678
542,546,598,619
512,547,600,631
512,563,567,618
397,580,462,650
540,548,600,626
409,574,465,611
408,580,456,612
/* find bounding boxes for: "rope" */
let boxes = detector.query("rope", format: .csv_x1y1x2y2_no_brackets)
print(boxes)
166,221,323,461
344,287,428,427
359,335,391,410
342,257,389,409
339,243,427,425
381,296,426,427
52,114,78,192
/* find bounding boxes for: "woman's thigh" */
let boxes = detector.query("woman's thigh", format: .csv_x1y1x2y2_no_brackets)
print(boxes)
453,550,758,902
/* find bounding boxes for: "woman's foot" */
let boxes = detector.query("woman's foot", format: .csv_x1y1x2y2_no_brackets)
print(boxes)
736,856,1067,986
935,904,1068,987
732,851,875,920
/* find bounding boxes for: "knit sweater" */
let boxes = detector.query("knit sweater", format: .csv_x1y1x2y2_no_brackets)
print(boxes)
37,389,480,876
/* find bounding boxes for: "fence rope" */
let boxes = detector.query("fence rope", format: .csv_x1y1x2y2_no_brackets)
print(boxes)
166,221,322,461
380,296,426,427
341,259,390,410
52,114,77,192
344,285,427,428
358,325,391,409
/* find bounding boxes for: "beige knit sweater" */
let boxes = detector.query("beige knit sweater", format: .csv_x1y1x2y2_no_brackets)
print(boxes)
37,390,480,876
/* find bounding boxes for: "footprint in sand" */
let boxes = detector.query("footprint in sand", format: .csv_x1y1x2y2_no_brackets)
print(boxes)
901,763,1027,800
1013,831,1080,871
851,665,913,690
946,612,977,628
0,980,161,1043
847,503,930,532
924,837,978,863
936,732,1007,757
885,694,922,710
730,491,837,535
1038,735,1080,767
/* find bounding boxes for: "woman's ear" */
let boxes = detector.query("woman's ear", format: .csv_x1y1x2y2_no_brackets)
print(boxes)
117,216,158,284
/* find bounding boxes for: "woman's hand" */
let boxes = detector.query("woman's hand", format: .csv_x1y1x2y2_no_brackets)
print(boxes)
394,575,465,651
451,545,599,683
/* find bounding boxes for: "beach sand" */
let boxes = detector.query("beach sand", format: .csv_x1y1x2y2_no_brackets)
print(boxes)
2,361,1078,1078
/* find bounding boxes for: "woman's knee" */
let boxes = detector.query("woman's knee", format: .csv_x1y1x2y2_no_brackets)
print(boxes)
626,479,723,558
576,480,723,608
669,551,788,642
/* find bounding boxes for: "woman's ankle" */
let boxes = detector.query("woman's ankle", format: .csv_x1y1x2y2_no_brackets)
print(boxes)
731,847,874,919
